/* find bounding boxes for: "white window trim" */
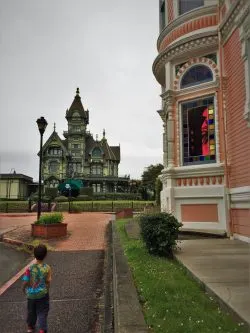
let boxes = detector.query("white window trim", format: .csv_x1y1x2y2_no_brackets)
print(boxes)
179,94,219,166
239,13,250,127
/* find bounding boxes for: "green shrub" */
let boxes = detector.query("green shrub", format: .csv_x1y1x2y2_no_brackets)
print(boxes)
80,187,93,197
35,212,63,225
54,196,68,202
139,212,182,258
45,187,58,200
70,204,82,213
75,195,91,201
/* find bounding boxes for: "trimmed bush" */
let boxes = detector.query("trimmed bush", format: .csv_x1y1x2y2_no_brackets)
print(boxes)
75,195,91,201
35,212,63,225
70,204,82,213
80,187,93,197
54,196,68,202
139,212,182,258
45,187,58,200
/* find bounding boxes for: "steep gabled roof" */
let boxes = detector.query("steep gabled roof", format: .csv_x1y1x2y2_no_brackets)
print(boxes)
39,130,69,156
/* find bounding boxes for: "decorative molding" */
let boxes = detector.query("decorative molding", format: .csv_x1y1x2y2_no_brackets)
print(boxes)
230,186,250,208
159,15,218,52
173,57,220,91
176,175,224,187
219,0,249,44
157,5,218,50
153,32,219,85
162,163,225,178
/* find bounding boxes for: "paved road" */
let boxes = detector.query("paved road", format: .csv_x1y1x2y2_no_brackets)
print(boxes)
0,242,30,287
0,250,105,333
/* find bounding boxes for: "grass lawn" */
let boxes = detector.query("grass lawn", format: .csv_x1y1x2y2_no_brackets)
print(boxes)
116,219,247,333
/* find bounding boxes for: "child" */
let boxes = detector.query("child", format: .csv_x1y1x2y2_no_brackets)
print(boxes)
22,244,52,333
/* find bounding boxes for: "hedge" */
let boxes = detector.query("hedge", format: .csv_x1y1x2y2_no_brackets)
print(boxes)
0,201,29,213
55,200,154,212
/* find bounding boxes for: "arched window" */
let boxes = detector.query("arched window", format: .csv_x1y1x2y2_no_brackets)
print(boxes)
180,65,213,89
92,147,102,158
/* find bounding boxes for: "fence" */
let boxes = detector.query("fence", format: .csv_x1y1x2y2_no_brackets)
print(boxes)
0,200,155,213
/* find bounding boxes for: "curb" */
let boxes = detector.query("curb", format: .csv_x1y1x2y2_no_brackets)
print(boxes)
174,253,250,329
112,221,148,333
100,221,114,333
0,258,36,296
2,237,34,251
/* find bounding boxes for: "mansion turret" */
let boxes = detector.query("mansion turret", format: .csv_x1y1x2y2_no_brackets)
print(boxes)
41,88,129,193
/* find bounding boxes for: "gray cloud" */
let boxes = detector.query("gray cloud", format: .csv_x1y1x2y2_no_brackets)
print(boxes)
0,0,162,180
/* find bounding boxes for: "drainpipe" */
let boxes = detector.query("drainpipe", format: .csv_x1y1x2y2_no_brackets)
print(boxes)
218,6,234,238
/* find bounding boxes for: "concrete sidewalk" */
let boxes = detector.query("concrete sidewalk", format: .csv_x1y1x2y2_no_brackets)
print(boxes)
0,250,105,333
175,238,250,329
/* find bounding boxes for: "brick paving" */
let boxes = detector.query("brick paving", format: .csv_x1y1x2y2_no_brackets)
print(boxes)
0,212,112,251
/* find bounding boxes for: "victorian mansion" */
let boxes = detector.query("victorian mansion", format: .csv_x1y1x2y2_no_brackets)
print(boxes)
41,88,129,193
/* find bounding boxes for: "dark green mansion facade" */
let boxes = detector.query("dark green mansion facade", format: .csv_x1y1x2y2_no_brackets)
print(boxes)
41,88,129,193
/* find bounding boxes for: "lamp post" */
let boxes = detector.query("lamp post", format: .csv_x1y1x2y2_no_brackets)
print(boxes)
36,116,48,221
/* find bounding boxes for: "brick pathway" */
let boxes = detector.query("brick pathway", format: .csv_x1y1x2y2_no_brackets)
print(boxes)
0,212,112,251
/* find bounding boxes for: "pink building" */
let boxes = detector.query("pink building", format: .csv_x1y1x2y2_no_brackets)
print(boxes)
153,0,250,241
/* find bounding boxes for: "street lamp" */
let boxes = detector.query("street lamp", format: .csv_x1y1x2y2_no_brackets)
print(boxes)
36,116,48,221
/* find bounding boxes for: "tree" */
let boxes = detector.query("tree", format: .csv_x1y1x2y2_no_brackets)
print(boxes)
141,163,164,200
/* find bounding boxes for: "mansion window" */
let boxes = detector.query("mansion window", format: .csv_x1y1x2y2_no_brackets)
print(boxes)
72,125,81,132
68,162,81,174
160,0,165,30
91,165,103,175
73,144,80,149
92,183,101,193
182,97,216,165
179,0,204,15
180,65,213,89
48,147,62,155
49,161,59,173
92,147,102,159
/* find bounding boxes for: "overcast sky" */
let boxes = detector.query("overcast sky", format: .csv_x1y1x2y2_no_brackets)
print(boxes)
0,0,162,181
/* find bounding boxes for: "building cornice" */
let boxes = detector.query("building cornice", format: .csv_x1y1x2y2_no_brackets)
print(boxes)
157,5,218,51
219,0,249,44
153,32,219,85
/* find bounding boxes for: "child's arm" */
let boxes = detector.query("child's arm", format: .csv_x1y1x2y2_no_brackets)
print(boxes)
22,281,29,294
22,268,30,294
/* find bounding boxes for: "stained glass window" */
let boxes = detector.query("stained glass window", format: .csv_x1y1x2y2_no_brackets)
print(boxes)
182,97,216,165
181,65,213,89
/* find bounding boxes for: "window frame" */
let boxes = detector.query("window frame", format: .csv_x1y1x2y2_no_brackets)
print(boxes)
180,96,217,166
180,64,214,90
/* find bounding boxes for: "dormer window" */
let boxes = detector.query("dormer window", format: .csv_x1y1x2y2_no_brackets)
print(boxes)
92,147,102,158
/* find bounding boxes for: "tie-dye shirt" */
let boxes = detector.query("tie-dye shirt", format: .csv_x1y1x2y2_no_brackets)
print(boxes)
22,263,51,299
